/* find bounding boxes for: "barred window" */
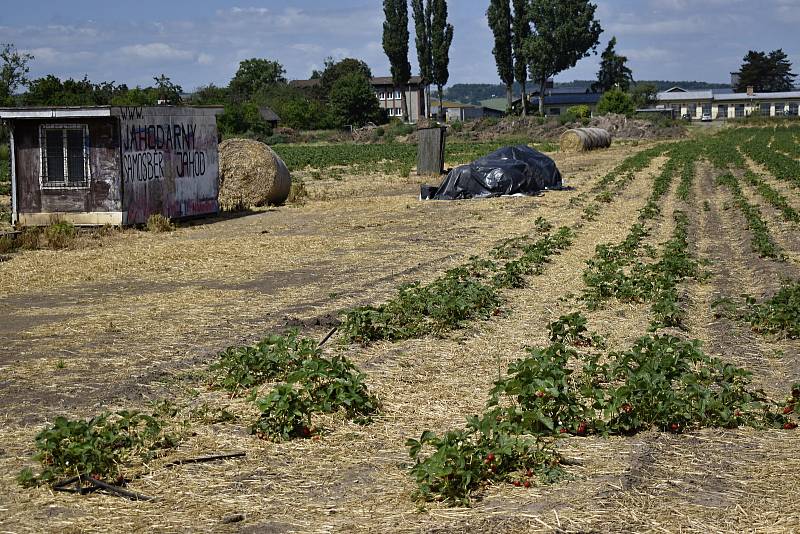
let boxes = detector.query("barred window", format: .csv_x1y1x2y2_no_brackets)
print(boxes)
790,103,799,116
760,103,771,117
735,104,745,117
40,124,90,188
717,105,728,119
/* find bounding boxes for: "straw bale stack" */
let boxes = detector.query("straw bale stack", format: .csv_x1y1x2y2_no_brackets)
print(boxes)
218,138,291,209
560,127,612,152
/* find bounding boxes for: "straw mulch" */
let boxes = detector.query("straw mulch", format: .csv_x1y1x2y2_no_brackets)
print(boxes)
218,138,291,210
3,143,798,532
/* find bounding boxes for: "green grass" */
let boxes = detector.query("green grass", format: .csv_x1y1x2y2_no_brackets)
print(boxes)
273,139,557,172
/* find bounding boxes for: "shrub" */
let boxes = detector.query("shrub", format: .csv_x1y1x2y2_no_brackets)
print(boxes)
597,89,635,116
44,221,76,249
566,105,591,119
146,214,173,233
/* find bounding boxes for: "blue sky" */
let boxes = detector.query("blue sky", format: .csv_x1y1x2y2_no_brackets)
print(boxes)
1,1,798,91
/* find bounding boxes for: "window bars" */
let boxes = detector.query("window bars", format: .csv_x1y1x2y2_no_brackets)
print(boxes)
40,124,90,189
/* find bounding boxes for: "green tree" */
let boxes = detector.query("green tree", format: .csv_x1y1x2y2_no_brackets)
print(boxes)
525,0,603,115
319,57,373,98
190,84,230,106
430,0,454,120
596,88,635,115
512,0,531,116
217,101,272,141
631,83,658,109
328,72,384,128
0,43,33,105
153,74,182,104
592,37,633,93
736,49,796,93
229,58,286,102
487,0,514,112
412,0,433,118
383,0,412,121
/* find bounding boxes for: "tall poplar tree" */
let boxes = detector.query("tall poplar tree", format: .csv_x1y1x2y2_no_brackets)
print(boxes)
511,0,531,116
525,0,602,115
430,0,454,121
592,37,633,92
382,0,412,121
412,0,433,118
487,0,514,112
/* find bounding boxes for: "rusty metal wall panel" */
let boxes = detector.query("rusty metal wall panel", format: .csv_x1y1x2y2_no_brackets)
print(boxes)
11,119,121,217
115,106,219,224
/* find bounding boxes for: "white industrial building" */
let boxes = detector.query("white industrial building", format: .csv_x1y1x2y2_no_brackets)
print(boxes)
656,86,800,120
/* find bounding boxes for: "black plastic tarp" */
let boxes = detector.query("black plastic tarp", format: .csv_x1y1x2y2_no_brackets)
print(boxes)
420,145,562,201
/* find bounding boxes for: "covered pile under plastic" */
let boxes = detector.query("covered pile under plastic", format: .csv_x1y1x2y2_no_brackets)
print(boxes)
420,145,562,201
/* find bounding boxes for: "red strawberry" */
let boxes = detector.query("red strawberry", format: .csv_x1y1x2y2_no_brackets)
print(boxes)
621,403,633,414
735,410,742,417
784,422,798,430
523,480,531,488
513,480,522,487
487,453,495,462
535,390,546,398
559,427,568,434
576,422,588,436
784,406,794,415
670,423,680,432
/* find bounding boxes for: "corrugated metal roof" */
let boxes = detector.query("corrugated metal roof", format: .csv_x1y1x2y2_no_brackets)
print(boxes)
656,90,714,101
0,106,112,119
542,93,603,105
714,91,800,101
657,89,800,102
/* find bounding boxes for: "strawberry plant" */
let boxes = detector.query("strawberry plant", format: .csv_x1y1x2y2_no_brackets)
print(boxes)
210,330,319,394
716,173,781,259
407,313,796,505
715,280,800,339
18,411,179,488
340,226,573,344
251,352,379,441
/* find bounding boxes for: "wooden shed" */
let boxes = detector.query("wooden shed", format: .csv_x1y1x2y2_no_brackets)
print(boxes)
0,105,222,226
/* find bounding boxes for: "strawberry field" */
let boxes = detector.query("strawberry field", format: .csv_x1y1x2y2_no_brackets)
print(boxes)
1,126,799,532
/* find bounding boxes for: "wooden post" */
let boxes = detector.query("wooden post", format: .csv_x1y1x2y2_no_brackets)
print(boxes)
417,126,446,176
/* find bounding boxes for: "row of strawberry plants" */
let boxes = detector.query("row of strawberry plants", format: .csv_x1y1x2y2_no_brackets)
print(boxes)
702,132,786,258
770,126,800,159
340,224,574,344
714,280,800,340
738,130,800,189
570,145,664,214
742,170,800,223
209,330,379,441
407,313,800,505
716,173,782,259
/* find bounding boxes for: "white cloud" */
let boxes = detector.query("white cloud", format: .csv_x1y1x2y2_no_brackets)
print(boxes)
118,43,195,61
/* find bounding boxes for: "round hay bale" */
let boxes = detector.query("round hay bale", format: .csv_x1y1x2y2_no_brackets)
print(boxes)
218,138,291,209
560,127,612,152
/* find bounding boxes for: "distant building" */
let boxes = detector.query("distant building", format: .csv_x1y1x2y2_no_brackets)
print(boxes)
656,88,800,120
370,76,425,123
516,90,603,117
430,100,505,122
259,106,281,129
289,76,426,123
